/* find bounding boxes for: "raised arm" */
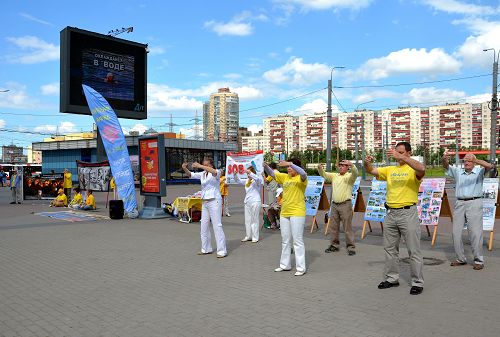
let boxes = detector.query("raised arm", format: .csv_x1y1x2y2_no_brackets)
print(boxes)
442,150,450,171
465,153,494,172
317,163,334,183
263,162,275,179
347,161,359,183
232,172,246,185
388,149,426,179
248,171,264,186
192,162,218,176
364,155,379,177
181,162,193,178
279,160,307,181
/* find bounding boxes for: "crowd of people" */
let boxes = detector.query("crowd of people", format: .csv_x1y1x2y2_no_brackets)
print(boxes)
178,140,493,296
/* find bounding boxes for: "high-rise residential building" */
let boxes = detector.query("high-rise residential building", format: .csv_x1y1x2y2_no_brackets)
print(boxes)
237,127,252,152
203,87,239,143
263,115,297,154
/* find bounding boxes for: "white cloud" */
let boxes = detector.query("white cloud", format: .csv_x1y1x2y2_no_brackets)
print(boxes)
148,83,204,112
123,123,148,135
402,87,467,104
40,82,59,95
454,19,500,67
263,57,331,86
6,36,59,64
247,124,263,134
34,121,77,135
0,119,6,128
19,12,53,26
352,90,397,104
0,82,42,109
179,125,203,139
464,92,491,104
148,46,165,55
422,0,498,16
204,11,267,36
276,0,373,11
353,48,461,80
297,98,328,113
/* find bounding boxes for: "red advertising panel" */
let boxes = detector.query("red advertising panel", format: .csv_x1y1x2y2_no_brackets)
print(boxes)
139,138,160,193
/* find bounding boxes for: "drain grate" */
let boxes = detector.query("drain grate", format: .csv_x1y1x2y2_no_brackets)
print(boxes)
401,257,444,266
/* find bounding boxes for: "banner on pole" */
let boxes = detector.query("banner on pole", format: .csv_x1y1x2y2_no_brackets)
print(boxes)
82,84,138,218
225,150,264,184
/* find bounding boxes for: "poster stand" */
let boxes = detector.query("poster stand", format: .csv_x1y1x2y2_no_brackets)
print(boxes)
427,190,453,246
324,189,366,236
489,188,500,251
309,188,330,233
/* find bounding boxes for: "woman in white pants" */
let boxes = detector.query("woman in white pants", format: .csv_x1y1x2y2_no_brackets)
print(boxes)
233,166,264,243
182,158,227,258
264,158,308,276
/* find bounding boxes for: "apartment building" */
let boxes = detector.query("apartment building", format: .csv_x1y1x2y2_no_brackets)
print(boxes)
203,88,239,143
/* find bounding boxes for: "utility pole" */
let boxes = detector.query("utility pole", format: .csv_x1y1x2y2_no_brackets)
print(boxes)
354,114,359,169
455,128,460,165
355,100,374,179
191,110,202,140
326,66,345,171
484,48,499,166
384,119,389,165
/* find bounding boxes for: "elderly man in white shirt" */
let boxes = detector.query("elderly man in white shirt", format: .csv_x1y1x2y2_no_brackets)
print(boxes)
182,158,227,258
234,166,264,243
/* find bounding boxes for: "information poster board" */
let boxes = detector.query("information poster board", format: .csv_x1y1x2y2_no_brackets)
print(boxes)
482,178,499,231
364,178,387,222
351,177,362,209
305,176,325,216
77,161,111,192
139,134,166,196
417,178,446,226
225,150,263,184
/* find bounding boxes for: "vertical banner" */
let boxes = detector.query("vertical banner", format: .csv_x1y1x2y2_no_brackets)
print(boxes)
305,176,325,216
351,177,362,209
82,84,138,218
139,135,166,196
225,150,264,184
417,178,446,226
482,178,499,231
364,178,388,222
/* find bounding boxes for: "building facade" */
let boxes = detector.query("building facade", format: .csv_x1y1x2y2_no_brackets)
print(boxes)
1,144,27,163
237,127,252,152
203,87,239,143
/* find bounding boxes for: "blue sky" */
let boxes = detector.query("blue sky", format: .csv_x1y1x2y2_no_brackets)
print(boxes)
1,0,500,149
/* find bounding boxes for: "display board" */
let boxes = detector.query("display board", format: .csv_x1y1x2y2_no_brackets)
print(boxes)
24,173,61,200
60,27,147,119
482,178,499,231
417,178,446,227
225,150,264,184
305,176,325,216
364,178,388,222
77,161,111,192
139,134,166,196
351,177,362,209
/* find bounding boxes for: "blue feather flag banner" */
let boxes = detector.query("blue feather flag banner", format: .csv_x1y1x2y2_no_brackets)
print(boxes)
82,84,138,218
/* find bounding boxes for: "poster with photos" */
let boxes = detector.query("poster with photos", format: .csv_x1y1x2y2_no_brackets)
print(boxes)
351,177,362,209
482,178,498,231
417,178,446,226
305,176,325,216
364,178,388,222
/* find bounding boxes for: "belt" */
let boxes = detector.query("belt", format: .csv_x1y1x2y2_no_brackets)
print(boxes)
457,197,482,201
384,203,415,210
332,199,351,205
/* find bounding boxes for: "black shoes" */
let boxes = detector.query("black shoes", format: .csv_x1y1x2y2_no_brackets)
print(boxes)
410,286,423,295
378,281,400,289
347,250,356,256
325,245,339,253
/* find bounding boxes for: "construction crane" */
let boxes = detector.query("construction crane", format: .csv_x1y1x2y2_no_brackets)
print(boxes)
107,27,133,37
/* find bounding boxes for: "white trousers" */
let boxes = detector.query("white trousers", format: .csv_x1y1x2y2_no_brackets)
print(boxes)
201,199,227,256
244,201,261,241
279,216,306,272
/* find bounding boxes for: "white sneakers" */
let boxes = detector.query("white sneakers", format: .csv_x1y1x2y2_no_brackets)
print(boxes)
241,237,251,242
251,239,259,243
274,267,306,276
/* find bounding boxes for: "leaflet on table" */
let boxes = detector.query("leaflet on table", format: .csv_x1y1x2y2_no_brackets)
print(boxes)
225,150,264,184
417,178,446,227
305,176,325,216
364,178,387,222
482,178,498,231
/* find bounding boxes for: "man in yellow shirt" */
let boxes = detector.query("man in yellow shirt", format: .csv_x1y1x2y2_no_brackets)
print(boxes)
318,160,358,255
364,141,425,295
50,188,68,207
63,169,72,201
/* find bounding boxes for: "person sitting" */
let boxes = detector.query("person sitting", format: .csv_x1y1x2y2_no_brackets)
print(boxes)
79,190,96,210
50,188,68,207
68,187,83,209
266,188,283,230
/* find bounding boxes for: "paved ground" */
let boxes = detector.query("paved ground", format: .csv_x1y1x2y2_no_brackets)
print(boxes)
0,184,499,337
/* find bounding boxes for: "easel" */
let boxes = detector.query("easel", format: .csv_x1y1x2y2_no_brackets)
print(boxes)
489,189,500,251
325,190,366,236
361,219,383,239
429,190,453,246
309,188,330,233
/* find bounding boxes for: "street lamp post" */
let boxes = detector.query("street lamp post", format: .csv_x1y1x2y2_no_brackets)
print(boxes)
355,100,375,179
326,66,345,172
483,48,499,166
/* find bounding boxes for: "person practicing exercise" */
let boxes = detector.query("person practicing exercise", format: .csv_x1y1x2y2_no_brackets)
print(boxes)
264,159,308,276
79,190,96,210
220,170,231,217
68,187,83,209
233,165,264,243
182,158,227,258
50,188,68,207
364,141,425,295
443,151,493,270
318,160,358,256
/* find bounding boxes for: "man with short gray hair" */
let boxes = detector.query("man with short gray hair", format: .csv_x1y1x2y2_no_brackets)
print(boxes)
442,151,493,270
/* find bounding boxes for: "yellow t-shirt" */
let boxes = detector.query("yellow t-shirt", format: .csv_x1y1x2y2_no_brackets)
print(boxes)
56,194,68,206
274,172,307,217
377,164,422,208
86,194,96,209
63,172,72,189
220,176,228,196
71,192,83,205
110,178,116,190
